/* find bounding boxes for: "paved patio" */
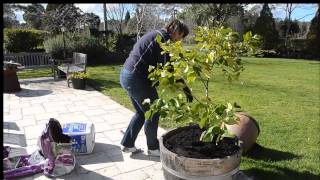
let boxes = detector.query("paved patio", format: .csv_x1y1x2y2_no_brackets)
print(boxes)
3,77,166,180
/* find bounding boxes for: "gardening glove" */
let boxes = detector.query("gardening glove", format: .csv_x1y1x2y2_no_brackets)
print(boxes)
183,86,193,103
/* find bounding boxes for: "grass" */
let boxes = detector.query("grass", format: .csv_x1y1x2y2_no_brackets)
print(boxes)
17,68,53,79
17,57,320,179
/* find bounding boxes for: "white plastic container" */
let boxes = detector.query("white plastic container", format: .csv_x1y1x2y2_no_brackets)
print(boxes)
62,122,95,154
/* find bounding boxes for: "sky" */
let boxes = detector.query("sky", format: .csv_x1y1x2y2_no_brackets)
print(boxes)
14,3,318,23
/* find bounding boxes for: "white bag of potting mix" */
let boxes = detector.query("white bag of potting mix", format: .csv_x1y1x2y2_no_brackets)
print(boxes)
62,122,95,155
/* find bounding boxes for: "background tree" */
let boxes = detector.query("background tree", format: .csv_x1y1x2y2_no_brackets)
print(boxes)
134,4,147,40
142,4,167,31
279,19,300,38
22,3,45,29
82,12,101,37
83,13,100,29
124,10,130,25
45,4,62,11
3,4,19,28
126,4,167,38
307,4,320,58
297,22,309,38
282,4,299,55
103,4,108,48
43,4,82,34
158,4,185,21
243,4,261,33
253,4,279,50
105,4,127,36
180,4,245,28
272,4,317,56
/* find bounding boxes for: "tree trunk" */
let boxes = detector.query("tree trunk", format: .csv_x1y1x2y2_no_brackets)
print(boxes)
103,4,108,48
285,3,293,57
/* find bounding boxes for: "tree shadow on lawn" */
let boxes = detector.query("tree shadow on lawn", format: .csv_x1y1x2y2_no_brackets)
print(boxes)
244,143,301,162
243,167,319,180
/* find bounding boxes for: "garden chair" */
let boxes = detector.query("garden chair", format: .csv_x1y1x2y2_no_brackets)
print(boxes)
56,52,87,87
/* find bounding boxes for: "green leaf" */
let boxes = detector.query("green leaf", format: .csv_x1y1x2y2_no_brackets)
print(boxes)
175,114,184,122
195,37,203,42
192,103,201,113
148,65,155,72
152,80,159,86
161,71,167,78
184,65,189,73
224,116,239,125
199,117,207,129
174,99,180,108
243,31,252,42
210,126,223,135
145,109,153,120
160,110,168,117
187,71,196,83
215,104,227,115
222,130,236,138
156,35,162,43
200,131,213,142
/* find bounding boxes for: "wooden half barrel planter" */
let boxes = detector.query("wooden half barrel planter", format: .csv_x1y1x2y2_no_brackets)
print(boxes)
160,125,242,180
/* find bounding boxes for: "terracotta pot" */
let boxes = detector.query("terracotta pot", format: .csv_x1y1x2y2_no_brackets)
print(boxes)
226,112,260,153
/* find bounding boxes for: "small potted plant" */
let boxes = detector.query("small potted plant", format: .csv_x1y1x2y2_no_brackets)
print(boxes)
69,72,89,90
144,26,261,179
3,61,22,92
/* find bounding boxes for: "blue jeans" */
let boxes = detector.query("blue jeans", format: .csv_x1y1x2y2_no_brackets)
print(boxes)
120,68,160,150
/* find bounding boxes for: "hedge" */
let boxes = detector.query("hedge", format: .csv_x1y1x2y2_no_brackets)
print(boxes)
4,28,49,53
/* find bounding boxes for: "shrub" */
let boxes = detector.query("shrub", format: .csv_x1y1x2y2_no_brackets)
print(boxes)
71,34,107,65
275,39,314,59
4,28,49,53
44,32,107,64
306,7,319,59
43,33,73,59
106,32,136,55
115,33,136,54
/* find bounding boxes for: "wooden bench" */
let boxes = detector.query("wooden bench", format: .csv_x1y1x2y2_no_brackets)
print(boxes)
3,52,56,78
56,52,87,87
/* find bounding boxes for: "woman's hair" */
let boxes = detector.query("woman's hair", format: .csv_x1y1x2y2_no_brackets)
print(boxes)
164,19,189,38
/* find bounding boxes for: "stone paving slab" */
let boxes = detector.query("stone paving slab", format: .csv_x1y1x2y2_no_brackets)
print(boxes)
3,77,166,180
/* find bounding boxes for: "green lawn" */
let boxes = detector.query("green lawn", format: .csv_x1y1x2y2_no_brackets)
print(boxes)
17,68,53,79
17,57,320,179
